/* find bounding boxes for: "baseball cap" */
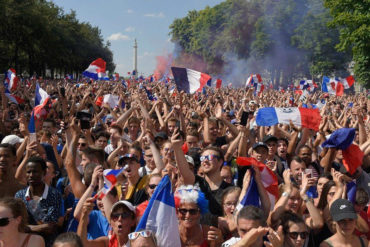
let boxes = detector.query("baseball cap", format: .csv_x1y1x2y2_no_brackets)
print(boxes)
111,200,136,215
252,142,268,151
118,154,139,165
330,199,357,222
249,100,257,106
1,135,24,145
263,135,278,144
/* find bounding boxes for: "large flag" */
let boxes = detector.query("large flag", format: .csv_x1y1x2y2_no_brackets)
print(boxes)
171,67,211,94
236,157,279,207
4,89,24,104
322,128,364,175
136,175,181,247
4,68,18,92
236,173,260,211
82,58,106,80
256,107,321,131
322,76,344,96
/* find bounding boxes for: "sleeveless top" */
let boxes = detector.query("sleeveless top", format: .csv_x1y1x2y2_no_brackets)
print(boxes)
108,230,130,247
21,234,31,247
324,236,365,247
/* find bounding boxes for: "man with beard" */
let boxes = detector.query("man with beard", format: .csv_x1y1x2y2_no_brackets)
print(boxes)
0,143,24,197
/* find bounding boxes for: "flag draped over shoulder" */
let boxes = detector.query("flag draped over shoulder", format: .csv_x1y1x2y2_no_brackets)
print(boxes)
136,175,181,247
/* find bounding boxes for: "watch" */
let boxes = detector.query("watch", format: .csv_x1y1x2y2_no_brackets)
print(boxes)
282,191,290,197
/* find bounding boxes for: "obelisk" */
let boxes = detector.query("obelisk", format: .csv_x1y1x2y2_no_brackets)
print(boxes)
133,39,138,75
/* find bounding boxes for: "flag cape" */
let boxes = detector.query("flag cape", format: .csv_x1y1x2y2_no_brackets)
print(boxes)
256,107,321,131
136,175,181,247
171,67,211,94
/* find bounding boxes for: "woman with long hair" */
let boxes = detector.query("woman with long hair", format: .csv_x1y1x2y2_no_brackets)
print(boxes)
0,197,45,247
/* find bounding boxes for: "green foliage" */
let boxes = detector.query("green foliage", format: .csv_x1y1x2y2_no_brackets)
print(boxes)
324,0,370,87
0,0,115,77
169,0,354,86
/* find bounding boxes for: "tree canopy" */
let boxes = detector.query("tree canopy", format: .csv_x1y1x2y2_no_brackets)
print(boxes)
169,0,366,87
0,0,115,78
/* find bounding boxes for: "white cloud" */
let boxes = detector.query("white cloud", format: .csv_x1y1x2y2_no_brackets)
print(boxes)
107,33,130,41
144,12,165,18
127,9,133,14
125,26,135,32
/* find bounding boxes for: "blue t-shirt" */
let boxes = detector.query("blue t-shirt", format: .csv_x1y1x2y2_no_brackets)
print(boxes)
87,210,110,239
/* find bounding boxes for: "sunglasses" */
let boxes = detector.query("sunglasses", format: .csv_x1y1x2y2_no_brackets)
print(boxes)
200,154,219,162
163,147,174,153
111,212,132,221
288,231,309,240
0,217,14,227
148,184,157,190
78,143,86,147
178,208,199,215
128,230,153,240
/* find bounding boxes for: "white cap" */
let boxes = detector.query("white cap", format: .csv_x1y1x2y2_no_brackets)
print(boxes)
111,200,136,215
1,135,24,145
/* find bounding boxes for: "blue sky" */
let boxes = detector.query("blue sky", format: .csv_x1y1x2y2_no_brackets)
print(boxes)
52,0,223,77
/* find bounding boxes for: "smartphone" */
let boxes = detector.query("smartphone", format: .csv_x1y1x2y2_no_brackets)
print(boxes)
305,169,313,178
76,111,92,129
60,87,65,97
240,111,249,126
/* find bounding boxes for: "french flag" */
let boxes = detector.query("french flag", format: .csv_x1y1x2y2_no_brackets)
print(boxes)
35,83,50,106
82,58,106,80
236,157,279,209
4,68,18,92
97,169,124,199
340,75,355,89
254,82,265,96
136,175,181,247
256,107,321,131
246,74,262,87
144,87,157,101
171,67,211,94
299,80,316,92
4,89,24,104
114,73,119,81
322,76,344,96
322,128,364,175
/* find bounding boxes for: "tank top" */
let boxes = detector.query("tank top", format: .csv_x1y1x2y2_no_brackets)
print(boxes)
21,234,31,247
324,236,365,247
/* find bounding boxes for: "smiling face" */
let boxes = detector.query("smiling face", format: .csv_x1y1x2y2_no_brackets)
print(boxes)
285,188,302,213
285,222,308,247
177,202,200,229
200,149,222,175
277,140,288,158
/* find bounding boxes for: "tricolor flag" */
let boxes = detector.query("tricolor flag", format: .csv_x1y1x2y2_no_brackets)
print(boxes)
340,75,355,89
144,87,157,101
322,128,364,175
246,74,262,87
299,80,316,93
82,58,106,80
236,157,279,208
4,89,24,104
4,68,18,92
215,79,222,89
35,83,50,106
322,76,344,96
171,67,211,94
136,175,181,247
97,169,124,199
256,107,321,131
114,73,119,81
254,82,265,96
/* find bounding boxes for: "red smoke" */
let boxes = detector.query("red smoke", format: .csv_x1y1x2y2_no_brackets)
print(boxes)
154,54,173,80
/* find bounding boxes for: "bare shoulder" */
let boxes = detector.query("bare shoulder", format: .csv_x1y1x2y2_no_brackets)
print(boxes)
29,234,45,247
93,236,109,247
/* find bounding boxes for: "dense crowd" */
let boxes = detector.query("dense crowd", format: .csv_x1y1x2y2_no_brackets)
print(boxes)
0,79,369,247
